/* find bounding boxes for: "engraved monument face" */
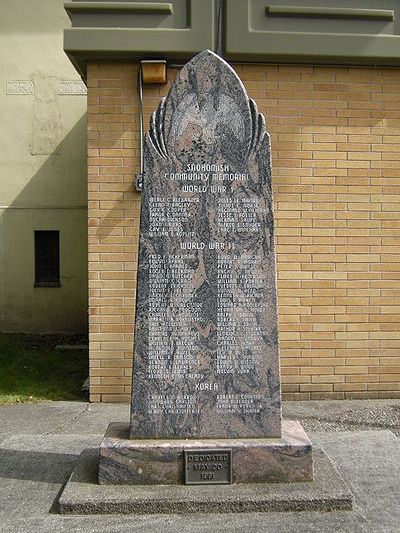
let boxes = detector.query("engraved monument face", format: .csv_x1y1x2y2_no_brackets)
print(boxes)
130,50,282,439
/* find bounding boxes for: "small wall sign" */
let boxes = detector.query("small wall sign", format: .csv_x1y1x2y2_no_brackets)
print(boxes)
58,80,87,95
184,449,232,485
6,81,34,95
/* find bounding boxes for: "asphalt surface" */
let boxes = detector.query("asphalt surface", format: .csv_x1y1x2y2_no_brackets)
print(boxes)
0,399,399,533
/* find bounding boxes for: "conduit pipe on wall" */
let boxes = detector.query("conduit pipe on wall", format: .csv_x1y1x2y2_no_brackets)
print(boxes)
135,60,167,192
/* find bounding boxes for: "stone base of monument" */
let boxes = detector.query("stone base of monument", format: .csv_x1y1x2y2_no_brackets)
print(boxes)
57,418,353,514
97,420,313,485
58,446,353,514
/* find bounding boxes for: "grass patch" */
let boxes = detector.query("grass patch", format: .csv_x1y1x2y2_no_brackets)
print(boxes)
0,333,88,405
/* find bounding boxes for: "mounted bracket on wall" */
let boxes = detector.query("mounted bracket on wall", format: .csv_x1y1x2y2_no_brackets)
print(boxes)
136,60,167,192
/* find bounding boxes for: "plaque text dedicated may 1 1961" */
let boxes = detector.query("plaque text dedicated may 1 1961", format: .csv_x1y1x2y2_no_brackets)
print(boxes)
130,50,282,440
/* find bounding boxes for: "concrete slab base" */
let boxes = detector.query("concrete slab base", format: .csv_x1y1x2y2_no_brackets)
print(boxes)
98,420,314,485
58,448,353,514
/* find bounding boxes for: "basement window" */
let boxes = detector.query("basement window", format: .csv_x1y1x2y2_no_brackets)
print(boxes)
34,230,60,287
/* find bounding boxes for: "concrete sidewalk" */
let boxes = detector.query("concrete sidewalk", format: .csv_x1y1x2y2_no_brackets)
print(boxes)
0,399,399,532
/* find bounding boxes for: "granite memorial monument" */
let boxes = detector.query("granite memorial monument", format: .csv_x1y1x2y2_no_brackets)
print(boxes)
98,50,314,485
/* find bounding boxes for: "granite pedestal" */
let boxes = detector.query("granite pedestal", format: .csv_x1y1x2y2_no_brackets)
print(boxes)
98,420,313,485
59,448,352,514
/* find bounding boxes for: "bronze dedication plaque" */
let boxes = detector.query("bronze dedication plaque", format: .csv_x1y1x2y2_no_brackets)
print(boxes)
184,449,232,485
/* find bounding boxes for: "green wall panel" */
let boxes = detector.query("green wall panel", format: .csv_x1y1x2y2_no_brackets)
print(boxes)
224,0,400,66
64,0,215,76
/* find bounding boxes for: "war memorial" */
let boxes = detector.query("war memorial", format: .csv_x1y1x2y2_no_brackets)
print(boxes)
58,51,352,513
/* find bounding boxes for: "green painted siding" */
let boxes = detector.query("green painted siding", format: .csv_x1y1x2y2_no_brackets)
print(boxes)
0,0,87,333
224,0,400,65
64,0,216,76
64,0,400,71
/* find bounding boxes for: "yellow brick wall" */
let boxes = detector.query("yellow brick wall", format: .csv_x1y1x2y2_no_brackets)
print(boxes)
87,62,400,402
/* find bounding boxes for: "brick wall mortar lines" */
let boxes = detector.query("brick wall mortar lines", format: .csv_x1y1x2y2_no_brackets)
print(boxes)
87,62,400,402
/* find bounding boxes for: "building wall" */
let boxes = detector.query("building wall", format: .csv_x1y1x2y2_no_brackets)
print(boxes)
0,0,88,333
87,62,400,402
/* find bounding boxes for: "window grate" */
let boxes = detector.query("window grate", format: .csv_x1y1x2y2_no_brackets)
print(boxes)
34,231,60,287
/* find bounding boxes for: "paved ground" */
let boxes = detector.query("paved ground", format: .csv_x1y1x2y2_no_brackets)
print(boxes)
0,399,399,532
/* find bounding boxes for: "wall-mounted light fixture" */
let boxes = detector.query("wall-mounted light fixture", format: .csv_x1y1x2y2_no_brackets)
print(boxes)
141,59,167,84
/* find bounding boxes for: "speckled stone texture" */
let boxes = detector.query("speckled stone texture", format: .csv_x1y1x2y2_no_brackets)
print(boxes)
98,421,313,485
130,49,282,440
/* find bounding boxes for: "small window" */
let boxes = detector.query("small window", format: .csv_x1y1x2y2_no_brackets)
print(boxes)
34,231,60,287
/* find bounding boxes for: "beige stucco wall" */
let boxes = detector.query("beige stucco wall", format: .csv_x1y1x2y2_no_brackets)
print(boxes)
0,0,87,332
